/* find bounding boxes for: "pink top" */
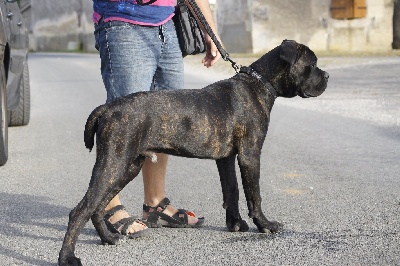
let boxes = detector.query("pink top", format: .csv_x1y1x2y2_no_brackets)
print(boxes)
93,0,176,26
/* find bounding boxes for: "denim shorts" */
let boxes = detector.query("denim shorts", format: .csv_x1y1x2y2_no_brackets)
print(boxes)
94,19,184,103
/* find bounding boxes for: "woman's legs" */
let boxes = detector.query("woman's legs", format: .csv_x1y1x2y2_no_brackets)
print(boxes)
141,154,199,224
142,20,199,224
95,19,199,233
142,154,168,206
95,20,161,234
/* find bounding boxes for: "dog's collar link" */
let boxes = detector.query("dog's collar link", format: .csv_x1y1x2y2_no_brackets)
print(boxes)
239,66,278,98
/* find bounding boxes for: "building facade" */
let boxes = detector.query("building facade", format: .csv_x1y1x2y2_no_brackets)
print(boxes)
23,0,397,53
218,0,395,53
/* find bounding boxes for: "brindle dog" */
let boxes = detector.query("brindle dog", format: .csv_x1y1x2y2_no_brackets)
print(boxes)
59,40,329,266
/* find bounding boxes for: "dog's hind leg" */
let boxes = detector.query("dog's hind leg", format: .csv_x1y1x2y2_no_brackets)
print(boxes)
216,155,249,232
237,154,282,233
59,156,143,266
59,180,112,266
90,156,145,244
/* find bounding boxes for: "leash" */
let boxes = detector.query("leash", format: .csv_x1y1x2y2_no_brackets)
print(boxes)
186,0,278,98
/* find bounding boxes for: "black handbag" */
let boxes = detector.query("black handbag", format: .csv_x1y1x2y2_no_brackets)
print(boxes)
173,0,206,57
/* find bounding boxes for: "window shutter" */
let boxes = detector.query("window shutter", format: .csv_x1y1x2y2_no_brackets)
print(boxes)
353,0,367,18
330,0,367,19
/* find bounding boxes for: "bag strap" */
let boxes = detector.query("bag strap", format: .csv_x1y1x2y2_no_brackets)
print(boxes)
185,0,241,72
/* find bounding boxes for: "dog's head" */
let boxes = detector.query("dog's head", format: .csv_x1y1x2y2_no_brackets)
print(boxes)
279,40,329,98
251,40,328,99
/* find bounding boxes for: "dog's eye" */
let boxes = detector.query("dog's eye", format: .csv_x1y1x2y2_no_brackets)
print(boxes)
310,64,317,68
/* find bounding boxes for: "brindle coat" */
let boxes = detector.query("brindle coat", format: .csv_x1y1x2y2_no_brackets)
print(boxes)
59,40,329,266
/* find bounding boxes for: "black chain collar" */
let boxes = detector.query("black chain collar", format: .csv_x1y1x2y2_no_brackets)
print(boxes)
239,66,278,98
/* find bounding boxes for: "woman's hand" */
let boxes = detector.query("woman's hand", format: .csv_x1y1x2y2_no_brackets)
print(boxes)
202,34,221,68
188,0,222,68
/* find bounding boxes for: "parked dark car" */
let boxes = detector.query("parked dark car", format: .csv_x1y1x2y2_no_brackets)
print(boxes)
0,0,30,166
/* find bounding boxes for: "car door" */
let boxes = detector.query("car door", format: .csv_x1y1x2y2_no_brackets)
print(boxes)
4,0,27,109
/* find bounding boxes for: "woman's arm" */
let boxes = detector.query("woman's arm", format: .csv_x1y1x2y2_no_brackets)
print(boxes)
186,0,222,67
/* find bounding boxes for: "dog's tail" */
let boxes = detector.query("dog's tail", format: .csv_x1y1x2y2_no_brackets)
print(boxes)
84,105,106,152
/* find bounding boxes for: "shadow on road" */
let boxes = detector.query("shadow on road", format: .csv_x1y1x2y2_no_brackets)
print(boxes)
0,192,98,265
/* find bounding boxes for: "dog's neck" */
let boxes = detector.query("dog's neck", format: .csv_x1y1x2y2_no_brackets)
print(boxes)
248,46,294,98
239,66,278,98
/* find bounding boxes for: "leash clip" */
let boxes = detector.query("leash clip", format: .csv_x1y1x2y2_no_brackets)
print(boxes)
225,57,241,73
232,62,242,73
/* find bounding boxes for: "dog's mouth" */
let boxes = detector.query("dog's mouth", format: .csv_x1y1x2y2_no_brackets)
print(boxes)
301,88,326,98
299,87,327,98
299,89,314,98
299,90,311,98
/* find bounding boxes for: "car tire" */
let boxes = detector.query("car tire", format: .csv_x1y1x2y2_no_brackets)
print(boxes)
0,65,8,166
8,62,30,126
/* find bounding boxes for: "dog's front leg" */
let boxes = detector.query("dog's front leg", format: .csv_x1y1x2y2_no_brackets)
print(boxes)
237,154,282,233
216,155,249,232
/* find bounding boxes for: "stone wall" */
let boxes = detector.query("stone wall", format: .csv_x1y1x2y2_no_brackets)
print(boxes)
26,0,95,52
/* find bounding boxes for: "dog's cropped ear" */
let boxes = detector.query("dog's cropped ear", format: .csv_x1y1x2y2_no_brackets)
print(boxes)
280,40,302,65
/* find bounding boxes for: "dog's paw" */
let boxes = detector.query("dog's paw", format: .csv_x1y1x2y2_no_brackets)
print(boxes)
227,219,249,232
58,256,83,266
256,220,283,234
101,233,124,245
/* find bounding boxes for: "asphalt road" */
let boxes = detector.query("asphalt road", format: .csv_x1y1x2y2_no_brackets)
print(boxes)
0,52,399,265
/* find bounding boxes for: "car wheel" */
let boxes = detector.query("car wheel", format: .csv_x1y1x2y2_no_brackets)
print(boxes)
0,65,8,166
8,62,30,126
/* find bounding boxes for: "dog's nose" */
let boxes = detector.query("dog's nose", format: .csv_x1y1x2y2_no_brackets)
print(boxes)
324,72,330,80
